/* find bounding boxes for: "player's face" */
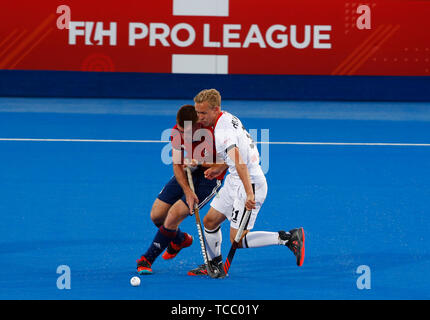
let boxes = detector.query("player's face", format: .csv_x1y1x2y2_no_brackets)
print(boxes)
195,101,219,127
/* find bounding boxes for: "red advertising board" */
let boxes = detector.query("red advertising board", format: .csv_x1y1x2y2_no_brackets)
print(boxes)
0,0,429,76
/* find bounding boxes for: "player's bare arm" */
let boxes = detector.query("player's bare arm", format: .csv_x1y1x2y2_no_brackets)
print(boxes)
203,162,228,180
184,157,228,180
172,148,199,214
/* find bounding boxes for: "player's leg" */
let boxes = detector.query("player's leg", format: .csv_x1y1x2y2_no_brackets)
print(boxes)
238,230,286,248
160,199,193,260
236,227,305,266
163,200,189,229
187,207,227,276
151,175,184,227
138,168,222,272
138,200,192,273
150,198,171,228
136,176,184,274
227,179,267,246
230,179,305,266
203,207,227,260
162,170,222,260
188,176,234,276
137,224,180,274
240,228,305,267
162,171,221,231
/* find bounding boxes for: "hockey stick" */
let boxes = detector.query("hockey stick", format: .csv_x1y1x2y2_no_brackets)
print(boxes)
223,209,251,275
223,184,255,275
185,167,220,279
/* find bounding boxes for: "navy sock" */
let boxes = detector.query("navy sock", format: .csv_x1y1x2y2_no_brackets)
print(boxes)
172,228,186,245
144,226,177,264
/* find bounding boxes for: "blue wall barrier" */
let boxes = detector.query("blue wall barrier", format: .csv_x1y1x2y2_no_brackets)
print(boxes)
0,70,429,101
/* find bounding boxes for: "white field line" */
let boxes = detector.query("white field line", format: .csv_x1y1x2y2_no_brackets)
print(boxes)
0,138,430,147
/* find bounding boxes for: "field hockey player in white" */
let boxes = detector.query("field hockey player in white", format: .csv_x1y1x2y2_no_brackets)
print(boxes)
188,89,305,277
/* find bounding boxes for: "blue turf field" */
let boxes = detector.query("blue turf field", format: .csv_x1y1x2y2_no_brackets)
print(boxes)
0,97,429,300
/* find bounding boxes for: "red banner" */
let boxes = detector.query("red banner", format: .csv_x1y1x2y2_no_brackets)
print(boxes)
0,0,429,75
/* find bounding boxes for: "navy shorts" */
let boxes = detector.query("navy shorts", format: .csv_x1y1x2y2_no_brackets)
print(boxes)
157,167,222,210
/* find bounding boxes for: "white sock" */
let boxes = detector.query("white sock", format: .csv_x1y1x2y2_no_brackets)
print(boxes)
204,226,222,260
241,231,287,248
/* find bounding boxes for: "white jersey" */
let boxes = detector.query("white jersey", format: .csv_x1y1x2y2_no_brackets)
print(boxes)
213,111,265,182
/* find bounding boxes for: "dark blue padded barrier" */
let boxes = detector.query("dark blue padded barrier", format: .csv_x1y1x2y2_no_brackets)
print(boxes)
0,70,429,101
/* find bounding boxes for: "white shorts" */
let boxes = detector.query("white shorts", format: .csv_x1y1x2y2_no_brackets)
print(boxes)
210,174,267,230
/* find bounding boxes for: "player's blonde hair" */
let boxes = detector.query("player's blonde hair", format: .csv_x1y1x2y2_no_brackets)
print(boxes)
194,89,221,109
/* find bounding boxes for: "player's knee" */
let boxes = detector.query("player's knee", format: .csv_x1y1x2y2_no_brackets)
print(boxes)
203,208,226,230
202,215,212,229
150,199,171,227
150,208,166,227
203,214,218,230
150,213,163,228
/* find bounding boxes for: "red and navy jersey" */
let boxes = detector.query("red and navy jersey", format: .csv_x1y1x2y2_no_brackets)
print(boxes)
170,123,226,180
